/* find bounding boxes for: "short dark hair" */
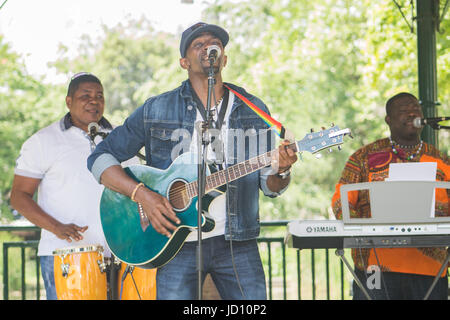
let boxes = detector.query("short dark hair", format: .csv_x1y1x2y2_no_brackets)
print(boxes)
385,92,419,115
67,72,102,97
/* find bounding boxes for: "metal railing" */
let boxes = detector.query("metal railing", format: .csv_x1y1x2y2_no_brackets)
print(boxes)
2,241,40,300
1,222,352,300
257,221,349,300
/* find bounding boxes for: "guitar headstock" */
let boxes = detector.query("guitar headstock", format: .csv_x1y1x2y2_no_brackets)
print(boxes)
295,125,352,155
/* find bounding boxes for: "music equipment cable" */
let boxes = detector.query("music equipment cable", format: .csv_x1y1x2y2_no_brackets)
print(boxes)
223,126,283,298
129,270,142,300
224,157,246,299
119,265,142,300
119,265,130,300
356,246,372,299
212,86,245,299
369,243,390,300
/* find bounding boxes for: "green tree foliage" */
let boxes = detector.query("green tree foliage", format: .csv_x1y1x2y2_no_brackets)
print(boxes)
203,0,449,221
0,36,65,220
49,17,185,120
1,1,448,223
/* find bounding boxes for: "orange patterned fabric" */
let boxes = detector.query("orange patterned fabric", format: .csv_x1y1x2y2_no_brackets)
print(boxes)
332,138,450,276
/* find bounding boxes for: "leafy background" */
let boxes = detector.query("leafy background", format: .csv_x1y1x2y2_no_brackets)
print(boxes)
0,0,449,223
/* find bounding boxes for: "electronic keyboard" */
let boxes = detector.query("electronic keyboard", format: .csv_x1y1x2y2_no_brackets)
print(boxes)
285,219,450,249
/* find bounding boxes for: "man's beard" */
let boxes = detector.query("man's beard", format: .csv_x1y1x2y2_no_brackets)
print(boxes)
202,65,220,76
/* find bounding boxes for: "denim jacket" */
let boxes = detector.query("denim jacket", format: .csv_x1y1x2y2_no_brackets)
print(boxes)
88,80,288,240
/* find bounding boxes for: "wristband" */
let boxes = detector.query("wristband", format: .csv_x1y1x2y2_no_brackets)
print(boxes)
276,168,291,179
130,182,145,202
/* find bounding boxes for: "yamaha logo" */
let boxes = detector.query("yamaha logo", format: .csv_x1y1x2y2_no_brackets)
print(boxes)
306,225,337,233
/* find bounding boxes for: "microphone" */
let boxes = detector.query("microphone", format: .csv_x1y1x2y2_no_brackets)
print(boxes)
207,45,221,63
88,122,100,140
413,117,450,129
88,122,109,140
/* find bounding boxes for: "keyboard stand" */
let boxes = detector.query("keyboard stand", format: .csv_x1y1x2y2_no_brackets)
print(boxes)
423,247,450,300
335,249,372,300
339,181,450,300
335,246,449,300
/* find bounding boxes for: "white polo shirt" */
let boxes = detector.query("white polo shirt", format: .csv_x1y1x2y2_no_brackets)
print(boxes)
14,117,120,257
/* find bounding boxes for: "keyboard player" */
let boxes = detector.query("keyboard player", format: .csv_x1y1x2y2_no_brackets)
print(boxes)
331,92,450,300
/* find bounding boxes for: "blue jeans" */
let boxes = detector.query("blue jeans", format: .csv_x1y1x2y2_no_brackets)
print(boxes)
40,255,57,300
353,269,448,300
156,236,267,300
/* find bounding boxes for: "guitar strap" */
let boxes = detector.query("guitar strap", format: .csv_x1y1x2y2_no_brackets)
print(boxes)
190,85,230,130
223,84,287,139
191,85,230,171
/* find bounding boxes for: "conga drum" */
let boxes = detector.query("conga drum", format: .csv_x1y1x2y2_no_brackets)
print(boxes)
117,263,157,300
53,245,108,300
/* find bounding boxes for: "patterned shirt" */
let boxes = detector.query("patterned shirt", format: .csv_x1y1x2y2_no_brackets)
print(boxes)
331,138,450,276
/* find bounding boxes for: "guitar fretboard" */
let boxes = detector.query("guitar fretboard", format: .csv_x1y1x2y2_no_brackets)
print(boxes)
185,143,297,198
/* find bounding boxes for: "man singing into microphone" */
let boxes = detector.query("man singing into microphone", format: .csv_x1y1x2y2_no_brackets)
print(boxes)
10,73,115,299
332,92,450,299
87,22,298,299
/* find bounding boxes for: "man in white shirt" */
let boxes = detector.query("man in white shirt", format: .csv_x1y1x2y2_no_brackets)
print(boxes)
10,72,114,300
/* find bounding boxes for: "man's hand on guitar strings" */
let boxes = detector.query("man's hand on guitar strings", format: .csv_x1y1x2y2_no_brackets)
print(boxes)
272,139,298,174
134,186,180,238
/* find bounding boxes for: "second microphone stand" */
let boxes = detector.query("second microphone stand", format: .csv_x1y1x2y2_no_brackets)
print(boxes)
196,56,217,300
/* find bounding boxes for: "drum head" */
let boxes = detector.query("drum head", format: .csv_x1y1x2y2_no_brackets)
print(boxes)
52,245,103,256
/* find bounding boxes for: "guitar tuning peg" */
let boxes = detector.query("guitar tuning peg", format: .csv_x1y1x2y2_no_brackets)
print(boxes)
315,153,322,159
310,128,314,133
338,145,342,151
328,148,333,153
331,123,335,127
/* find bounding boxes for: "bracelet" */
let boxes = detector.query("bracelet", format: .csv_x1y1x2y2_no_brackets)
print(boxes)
130,182,144,202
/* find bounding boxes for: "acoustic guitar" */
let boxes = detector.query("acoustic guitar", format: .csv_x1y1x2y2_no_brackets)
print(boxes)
100,126,351,268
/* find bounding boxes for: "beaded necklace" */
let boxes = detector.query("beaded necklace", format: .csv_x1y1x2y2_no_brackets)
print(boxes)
389,137,423,161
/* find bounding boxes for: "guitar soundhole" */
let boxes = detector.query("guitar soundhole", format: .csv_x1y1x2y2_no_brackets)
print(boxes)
168,180,190,211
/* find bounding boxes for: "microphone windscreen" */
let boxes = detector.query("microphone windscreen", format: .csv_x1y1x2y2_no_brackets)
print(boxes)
412,117,423,128
207,45,221,59
88,122,100,133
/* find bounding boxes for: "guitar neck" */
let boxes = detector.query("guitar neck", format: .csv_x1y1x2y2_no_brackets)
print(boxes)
186,143,297,198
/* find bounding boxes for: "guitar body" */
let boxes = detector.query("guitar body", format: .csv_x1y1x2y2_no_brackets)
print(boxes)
100,125,349,269
100,152,215,269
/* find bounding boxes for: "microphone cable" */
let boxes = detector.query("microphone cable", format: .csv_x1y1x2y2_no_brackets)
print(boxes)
224,156,246,299
119,264,130,300
119,265,142,300
211,87,246,299
369,242,390,300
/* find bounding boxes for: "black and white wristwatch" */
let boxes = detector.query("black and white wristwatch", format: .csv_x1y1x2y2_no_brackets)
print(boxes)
276,167,291,179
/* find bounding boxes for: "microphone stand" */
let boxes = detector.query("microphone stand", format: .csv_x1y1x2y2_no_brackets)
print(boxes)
119,265,132,300
196,56,216,300
429,123,450,130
